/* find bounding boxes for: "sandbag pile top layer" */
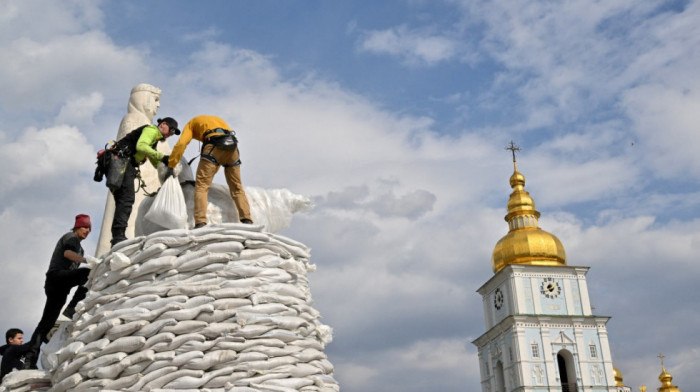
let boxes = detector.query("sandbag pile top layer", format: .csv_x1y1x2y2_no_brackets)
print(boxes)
50,223,337,392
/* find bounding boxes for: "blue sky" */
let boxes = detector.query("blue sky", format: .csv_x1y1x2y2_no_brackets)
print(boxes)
1,1,699,391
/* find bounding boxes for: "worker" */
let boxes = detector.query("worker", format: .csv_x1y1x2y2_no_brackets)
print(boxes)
167,115,252,228
110,117,180,245
24,214,96,368
0,329,31,379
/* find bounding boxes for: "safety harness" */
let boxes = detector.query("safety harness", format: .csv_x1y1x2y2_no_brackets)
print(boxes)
200,128,241,167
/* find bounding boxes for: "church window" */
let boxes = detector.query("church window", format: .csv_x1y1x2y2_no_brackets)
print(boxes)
531,343,540,358
589,344,598,359
509,347,513,362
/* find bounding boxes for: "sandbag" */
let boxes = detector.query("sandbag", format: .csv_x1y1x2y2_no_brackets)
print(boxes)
144,175,188,229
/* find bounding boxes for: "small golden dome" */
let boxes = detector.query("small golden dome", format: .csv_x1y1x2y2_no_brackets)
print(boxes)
613,367,624,386
657,354,682,392
491,163,566,273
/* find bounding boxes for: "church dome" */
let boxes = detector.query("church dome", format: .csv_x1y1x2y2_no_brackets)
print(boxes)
491,161,566,273
658,356,682,392
613,367,624,386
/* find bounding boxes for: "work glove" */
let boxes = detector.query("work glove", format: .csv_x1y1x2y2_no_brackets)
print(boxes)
161,155,170,165
85,255,101,269
165,167,175,178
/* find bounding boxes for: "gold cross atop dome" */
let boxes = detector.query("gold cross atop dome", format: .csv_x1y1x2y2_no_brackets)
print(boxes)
490,141,567,273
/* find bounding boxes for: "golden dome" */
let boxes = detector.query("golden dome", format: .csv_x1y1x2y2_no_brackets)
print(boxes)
613,367,624,386
491,162,566,273
657,355,682,392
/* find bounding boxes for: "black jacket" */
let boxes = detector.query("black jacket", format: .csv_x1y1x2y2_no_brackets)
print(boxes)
0,343,31,380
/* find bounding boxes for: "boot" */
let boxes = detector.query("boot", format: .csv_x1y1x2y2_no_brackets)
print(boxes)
62,306,76,319
22,334,42,370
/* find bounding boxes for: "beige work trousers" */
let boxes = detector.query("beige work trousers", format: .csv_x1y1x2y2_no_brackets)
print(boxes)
194,145,252,224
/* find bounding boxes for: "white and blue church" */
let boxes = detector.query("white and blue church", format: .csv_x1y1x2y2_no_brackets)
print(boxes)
472,146,632,392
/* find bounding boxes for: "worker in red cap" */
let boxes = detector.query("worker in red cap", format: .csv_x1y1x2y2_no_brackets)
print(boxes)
24,214,96,369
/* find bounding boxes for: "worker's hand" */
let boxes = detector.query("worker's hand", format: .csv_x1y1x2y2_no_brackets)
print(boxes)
165,167,175,178
161,155,170,165
85,255,101,269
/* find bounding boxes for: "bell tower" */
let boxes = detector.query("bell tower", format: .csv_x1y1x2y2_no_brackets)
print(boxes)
472,142,629,392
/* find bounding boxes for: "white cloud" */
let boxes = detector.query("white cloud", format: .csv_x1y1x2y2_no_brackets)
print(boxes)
357,25,462,66
0,125,94,193
56,92,104,126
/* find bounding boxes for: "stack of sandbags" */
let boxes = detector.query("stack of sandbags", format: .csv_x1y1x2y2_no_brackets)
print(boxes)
0,370,51,392
50,223,337,392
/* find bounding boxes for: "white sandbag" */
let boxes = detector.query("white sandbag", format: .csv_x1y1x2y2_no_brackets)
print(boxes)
143,233,192,249
269,238,311,259
259,283,308,299
221,277,264,289
183,350,237,370
144,369,204,391
109,251,133,271
176,337,221,353
73,318,121,343
252,382,299,392
72,378,110,391
177,253,230,272
130,255,177,279
210,287,255,299
236,324,275,339
1,369,50,389
167,285,222,297
143,332,175,349
123,349,156,366
127,366,178,392
121,360,150,377
52,354,91,384
199,322,240,339
212,297,251,309
41,321,72,370
51,373,82,392
101,335,146,355
161,320,208,335
105,319,149,340
144,176,188,229
272,363,322,378
131,243,168,265
200,241,245,254
105,373,142,390
255,268,294,283
88,359,128,379
109,237,144,255
170,351,203,367
54,340,84,366
231,372,289,387
136,318,178,338
162,333,206,351
290,338,325,351
236,303,291,315
247,345,303,358
293,348,327,363
251,292,305,306
260,329,303,343
195,308,238,323
79,352,127,376
238,248,277,260
128,284,173,296
138,295,187,311
161,303,214,321
162,374,208,390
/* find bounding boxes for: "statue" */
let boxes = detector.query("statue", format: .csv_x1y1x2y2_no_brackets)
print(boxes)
95,84,171,256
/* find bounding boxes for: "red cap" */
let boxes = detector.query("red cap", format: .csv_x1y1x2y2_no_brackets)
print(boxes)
73,214,91,230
